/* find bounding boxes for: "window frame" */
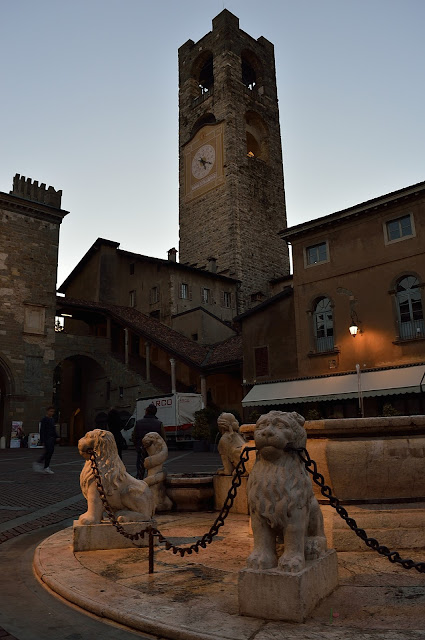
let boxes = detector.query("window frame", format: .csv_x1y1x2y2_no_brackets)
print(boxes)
312,296,335,353
304,241,329,268
383,213,416,246
180,283,189,300
394,275,425,340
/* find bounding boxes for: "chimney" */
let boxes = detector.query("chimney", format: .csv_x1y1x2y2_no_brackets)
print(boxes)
168,247,177,262
207,257,217,273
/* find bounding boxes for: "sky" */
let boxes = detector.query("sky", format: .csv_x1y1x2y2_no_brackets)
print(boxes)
2,0,425,287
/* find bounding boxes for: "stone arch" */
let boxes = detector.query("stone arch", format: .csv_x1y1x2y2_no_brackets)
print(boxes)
190,112,216,138
245,110,269,161
54,354,107,445
191,50,214,95
241,49,263,90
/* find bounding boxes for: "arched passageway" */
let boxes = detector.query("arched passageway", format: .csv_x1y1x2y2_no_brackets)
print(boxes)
54,355,107,445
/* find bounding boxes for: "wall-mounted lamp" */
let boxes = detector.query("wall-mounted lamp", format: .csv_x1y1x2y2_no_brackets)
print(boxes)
349,309,362,337
349,323,359,337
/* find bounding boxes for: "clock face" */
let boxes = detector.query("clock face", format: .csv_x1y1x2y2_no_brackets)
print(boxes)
191,144,216,179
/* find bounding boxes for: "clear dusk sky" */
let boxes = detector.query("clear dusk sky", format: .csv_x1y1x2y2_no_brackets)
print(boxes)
1,0,425,286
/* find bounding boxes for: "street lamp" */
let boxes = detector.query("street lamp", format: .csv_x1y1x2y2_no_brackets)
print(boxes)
349,309,361,337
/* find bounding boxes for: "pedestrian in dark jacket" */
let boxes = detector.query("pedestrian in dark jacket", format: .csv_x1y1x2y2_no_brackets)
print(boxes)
133,404,166,479
33,406,59,474
107,408,123,459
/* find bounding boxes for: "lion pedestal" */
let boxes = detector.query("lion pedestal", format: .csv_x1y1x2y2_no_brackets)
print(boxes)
75,429,156,551
239,411,339,622
239,549,338,622
213,475,249,514
73,520,158,551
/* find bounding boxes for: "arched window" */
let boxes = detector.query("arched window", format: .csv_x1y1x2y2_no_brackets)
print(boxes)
245,111,268,161
313,297,334,352
198,55,213,94
396,276,424,339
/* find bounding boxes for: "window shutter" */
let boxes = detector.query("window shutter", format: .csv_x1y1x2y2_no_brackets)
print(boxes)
189,285,192,300
220,290,224,307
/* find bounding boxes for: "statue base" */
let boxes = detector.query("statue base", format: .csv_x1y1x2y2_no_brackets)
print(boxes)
73,520,157,551
213,474,249,514
238,549,338,622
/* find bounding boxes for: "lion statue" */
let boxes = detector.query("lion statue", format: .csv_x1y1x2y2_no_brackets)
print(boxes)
142,432,173,512
78,429,154,525
217,412,249,475
246,411,327,573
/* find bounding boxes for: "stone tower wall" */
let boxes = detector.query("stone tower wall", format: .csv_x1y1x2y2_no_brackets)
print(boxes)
178,10,289,312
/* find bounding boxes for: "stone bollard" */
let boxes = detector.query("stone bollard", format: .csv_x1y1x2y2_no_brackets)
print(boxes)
238,411,338,622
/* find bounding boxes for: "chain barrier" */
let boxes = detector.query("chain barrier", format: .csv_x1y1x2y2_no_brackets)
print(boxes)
285,445,425,574
88,444,425,574
87,446,255,556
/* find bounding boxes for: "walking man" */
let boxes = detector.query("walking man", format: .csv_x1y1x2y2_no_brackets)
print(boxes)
33,405,60,474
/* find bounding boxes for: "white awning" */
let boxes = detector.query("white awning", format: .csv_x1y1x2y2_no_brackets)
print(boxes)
242,365,425,407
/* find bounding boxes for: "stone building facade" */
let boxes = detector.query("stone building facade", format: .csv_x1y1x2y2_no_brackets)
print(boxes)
178,10,289,312
58,237,239,345
0,175,67,439
241,181,425,418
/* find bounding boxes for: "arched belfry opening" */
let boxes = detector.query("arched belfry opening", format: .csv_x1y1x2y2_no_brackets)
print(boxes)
245,111,269,161
191,51,214,97
241,49,263,91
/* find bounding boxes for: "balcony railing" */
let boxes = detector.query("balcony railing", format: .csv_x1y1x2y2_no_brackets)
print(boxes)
398,319,425,340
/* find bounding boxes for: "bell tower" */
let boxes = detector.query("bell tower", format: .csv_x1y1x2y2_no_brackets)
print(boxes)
178,10,289,312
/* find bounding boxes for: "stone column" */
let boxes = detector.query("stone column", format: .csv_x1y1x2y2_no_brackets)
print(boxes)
124,328,129,366
170,358,176,394
201,375,207,407
145,342,151,382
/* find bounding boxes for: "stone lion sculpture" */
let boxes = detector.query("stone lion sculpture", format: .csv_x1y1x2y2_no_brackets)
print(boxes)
142,432,173,512
217,412,248,475
246,411,327,573
78,429,154,525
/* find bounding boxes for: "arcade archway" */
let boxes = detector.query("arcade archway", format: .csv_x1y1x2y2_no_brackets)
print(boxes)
54,355,107,445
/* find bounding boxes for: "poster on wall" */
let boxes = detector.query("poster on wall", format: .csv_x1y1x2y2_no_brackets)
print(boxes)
10,421,24,448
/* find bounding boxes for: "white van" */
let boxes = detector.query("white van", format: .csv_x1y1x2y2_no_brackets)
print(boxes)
121,392,203,447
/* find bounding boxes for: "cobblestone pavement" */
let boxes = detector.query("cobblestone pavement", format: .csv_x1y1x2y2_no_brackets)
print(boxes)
0,444,221,639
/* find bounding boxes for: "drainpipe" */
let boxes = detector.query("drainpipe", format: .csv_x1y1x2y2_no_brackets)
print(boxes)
170,358,176,394
356,363,364,418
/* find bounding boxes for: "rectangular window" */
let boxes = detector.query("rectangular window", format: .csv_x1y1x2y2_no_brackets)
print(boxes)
386,214,414,243
255,346,269,377
223,291,231,308
306,242,328,266
180,283,189,299
150,286,159,304
202,287,210,304
129,290,136,307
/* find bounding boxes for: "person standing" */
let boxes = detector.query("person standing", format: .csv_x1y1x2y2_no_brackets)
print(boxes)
133,404,166,479
107,408,123,459
33,406,59,474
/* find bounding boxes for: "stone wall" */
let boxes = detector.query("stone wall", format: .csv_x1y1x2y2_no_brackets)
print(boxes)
0,180,67,439
178,10,289,313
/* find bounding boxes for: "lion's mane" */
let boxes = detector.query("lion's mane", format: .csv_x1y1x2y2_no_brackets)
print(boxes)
79,429,131,497
247,411,311,529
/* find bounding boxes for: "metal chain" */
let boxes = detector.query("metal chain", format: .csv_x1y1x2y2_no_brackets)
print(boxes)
87,446,256,555
285,445,425,574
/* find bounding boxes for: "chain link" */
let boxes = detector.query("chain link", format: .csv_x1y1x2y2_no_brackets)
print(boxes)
285,445,425,574
87,446,255,555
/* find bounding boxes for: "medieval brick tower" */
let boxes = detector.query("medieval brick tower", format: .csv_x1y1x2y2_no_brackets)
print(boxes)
178,10,289,313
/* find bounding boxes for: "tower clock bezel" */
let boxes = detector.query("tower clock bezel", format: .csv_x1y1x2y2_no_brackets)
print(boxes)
184,123,224,202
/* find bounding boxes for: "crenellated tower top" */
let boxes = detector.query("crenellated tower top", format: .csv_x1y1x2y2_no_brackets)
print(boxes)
10,173,62,209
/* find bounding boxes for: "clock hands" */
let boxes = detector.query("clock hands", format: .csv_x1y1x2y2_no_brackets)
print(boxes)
199,157,213,169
